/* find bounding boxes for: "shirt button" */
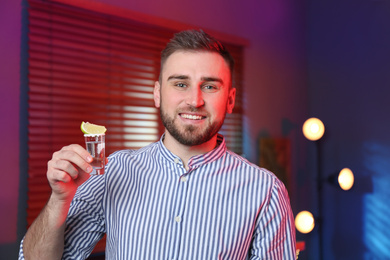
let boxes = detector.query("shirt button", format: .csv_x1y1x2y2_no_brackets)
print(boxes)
181,176,187,182
174,158,180,164
174,216,181,223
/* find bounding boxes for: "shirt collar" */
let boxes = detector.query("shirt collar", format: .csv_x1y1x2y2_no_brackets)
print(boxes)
158,134,227,169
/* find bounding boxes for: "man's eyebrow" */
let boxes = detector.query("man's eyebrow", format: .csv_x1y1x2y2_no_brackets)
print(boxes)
167,75,224,84
201,76,224,84
167,74,189,81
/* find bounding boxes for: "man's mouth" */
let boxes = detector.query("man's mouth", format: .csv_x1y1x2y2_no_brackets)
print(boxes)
180,113,206,120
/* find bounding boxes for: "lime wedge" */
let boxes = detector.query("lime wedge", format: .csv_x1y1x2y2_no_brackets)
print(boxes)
81,121,107,134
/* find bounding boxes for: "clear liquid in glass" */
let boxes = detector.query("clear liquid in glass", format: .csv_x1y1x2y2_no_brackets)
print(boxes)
85,134,105,175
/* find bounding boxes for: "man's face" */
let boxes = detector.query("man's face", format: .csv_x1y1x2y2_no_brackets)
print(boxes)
154,51,236,146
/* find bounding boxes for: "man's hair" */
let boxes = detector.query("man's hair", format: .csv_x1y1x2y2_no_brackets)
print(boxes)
160,29,235,83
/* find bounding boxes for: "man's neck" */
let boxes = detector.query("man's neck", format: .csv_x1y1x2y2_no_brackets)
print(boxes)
162,131,218,170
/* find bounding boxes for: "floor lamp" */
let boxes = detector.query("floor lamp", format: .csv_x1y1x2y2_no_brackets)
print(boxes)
295,118,354,260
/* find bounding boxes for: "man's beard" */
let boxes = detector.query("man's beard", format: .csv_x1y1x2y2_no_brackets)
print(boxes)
160,106,225,146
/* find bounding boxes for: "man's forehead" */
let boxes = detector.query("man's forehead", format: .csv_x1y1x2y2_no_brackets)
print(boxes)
161,51,231,79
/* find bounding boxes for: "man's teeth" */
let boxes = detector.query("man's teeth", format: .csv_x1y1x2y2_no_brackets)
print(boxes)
181,114,203,120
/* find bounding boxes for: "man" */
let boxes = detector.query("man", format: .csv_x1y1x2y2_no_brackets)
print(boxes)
19,29,296,259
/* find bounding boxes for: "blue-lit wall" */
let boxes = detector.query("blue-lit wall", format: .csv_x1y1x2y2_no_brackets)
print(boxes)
307,1,390,259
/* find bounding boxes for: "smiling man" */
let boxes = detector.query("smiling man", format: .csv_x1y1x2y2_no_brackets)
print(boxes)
19,30,296,260
155,49,236,168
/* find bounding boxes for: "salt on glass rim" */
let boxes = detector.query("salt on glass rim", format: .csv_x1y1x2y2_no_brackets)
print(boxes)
84,133,105,137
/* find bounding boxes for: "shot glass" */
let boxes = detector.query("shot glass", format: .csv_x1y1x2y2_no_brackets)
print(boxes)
84,134,105,175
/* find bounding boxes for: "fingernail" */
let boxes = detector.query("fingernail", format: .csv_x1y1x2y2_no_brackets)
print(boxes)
87,166,92,173
87,155,93,162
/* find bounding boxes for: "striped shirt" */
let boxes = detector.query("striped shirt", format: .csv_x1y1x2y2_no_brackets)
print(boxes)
19,134,296,259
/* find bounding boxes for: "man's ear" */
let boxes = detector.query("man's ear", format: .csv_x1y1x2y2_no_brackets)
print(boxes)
154,81,161,108
227,87,236,114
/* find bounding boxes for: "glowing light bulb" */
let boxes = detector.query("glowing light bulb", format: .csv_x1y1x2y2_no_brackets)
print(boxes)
338,168,354,191
302,118,325,141
295,210,315,234
310,123,320,133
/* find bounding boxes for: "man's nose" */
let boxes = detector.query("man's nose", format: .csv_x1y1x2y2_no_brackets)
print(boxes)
186,87,205,107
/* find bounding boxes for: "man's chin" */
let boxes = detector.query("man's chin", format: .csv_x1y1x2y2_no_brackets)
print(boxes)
161,113,221,146
175,133,209,146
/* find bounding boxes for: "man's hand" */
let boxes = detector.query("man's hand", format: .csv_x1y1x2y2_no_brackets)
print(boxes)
47,144,93,203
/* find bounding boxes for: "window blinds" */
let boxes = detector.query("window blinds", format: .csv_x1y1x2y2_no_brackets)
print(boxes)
26,0,244,254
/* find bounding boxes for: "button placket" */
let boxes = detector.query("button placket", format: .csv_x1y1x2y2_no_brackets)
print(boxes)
170,158,189,259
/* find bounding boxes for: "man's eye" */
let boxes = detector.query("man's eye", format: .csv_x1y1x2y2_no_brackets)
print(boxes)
175,83,187,88
202,84,219,92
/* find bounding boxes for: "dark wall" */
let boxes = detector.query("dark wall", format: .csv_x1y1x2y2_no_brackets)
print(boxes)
307,1,390,259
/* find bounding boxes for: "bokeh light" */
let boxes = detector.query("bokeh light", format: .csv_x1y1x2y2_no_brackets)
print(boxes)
302,118,325,141
338,168,354,191
295,210,315,234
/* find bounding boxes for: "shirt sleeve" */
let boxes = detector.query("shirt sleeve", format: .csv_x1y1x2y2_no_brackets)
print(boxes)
249,178,296,259
61,175,107,259
18,237,26,259
17,175,106,260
